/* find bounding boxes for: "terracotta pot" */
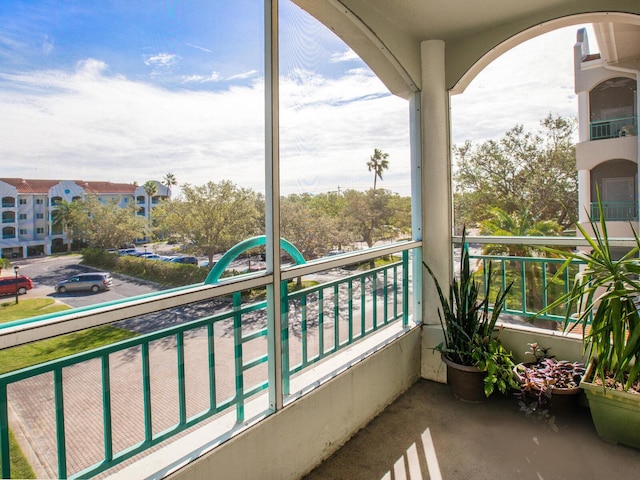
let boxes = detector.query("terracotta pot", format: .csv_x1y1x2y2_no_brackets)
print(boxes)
442,354,486,403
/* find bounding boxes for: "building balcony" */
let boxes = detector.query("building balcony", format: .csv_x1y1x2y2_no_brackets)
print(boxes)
590,116,637,140
0,238,637,479
590,201,638,221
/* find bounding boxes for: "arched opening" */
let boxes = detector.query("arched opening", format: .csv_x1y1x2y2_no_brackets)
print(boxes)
589,77,637,139
2,227,16,239
1,211,15,224
591,159,637,220
1,197,15,208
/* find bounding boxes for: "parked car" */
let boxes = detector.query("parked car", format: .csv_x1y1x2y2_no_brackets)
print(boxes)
170,256,198,265
118,248,137,256
56,272,113,293
0,275,34,296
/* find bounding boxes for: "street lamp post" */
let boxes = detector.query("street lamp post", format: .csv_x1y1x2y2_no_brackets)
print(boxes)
13,265,19,305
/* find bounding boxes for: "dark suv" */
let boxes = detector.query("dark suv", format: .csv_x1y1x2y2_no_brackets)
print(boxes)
56,272,113,293
0,275,34,296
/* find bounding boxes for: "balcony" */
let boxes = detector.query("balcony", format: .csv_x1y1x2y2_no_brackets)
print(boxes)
590,201,638,221
590,116,637,140
0,238,637,479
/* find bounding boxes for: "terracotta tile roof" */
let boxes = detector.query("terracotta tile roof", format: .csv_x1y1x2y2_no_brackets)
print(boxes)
0,178,136,195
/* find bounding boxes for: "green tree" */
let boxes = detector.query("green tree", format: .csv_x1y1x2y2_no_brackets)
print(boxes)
0,258,11,276
366,148,390,191
51,199,83,252
280,195,340,260
479,208,562,257
341,189,398,267
157,181,261,266
74,195,147,250
454,114,577,230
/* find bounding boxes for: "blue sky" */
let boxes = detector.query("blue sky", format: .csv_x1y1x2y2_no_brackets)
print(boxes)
0,1,593,197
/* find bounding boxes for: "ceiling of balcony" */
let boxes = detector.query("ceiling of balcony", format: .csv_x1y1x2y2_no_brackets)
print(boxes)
293,0,640,97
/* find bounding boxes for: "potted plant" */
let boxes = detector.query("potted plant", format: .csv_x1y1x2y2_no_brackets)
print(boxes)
540,199,640,447
424,229,519,402
514,343,585,429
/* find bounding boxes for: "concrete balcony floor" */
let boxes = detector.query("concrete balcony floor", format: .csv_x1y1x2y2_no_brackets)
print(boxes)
305,379,640,480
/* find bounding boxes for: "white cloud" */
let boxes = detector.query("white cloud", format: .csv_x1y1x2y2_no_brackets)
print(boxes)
144,53,179,68
0,58,408,196
330,49,359,63
181,71,223,83
227,70,259,81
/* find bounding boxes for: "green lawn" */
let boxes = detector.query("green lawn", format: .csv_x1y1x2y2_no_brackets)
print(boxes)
0,297,70,322
0,429,36,479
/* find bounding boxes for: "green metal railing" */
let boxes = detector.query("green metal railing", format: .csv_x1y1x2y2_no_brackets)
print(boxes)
471,254,585,321
590,116,637,140
0,250,411,479
590,201,638,221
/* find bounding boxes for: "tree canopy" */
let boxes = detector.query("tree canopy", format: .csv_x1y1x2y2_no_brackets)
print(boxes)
454,114,577,231
157,180,262,265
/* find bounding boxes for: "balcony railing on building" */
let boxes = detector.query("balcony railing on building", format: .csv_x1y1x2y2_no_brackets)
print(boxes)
590,116,637,140
590,201,638,221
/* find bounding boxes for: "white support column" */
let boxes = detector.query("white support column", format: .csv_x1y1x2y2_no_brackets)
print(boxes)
420,40,452,323
265,0,284,412
420,40,451,381
578,169,591,227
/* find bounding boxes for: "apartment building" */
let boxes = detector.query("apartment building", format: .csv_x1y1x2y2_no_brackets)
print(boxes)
0,178,169,258
574,25,640,255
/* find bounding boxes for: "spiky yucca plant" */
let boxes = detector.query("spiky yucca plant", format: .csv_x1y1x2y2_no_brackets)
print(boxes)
540,198,640,391
424,229,517,396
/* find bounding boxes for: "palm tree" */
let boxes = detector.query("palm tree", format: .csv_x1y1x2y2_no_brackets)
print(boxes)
480,208,562,317
163,172,177,197
51,199,82,253
143,180,158,240
366,148,390,191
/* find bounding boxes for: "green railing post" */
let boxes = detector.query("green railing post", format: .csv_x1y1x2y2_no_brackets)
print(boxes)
232,291,244,423
141,342,153,444
207,323,217,413
101,355,113,463
402,250,409,327
177,332,187,425
54,368,67,479
0,383,10,480
281,280,290,396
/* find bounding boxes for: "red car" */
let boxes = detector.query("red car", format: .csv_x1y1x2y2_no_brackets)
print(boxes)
0,275,34,296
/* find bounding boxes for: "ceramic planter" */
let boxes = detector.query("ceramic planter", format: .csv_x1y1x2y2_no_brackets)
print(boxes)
441,354,486,403
580,361,640,449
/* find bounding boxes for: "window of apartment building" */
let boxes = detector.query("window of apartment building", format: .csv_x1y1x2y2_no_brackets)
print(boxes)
1,197,15,208
19,214,27,220
36,227,45,234
35,199,44,205
19,229,27,235
36,213,44,219
19,199,27,205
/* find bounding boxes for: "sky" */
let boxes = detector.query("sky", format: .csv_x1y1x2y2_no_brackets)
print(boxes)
0,1,595,197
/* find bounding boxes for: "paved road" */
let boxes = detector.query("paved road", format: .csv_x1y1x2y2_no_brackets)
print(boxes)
6,255,162,309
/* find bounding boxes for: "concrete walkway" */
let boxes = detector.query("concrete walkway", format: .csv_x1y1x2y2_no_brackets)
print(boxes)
304,379,640,480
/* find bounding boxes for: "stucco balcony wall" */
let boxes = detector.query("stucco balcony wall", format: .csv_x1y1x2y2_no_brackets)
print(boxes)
576,135,638,171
